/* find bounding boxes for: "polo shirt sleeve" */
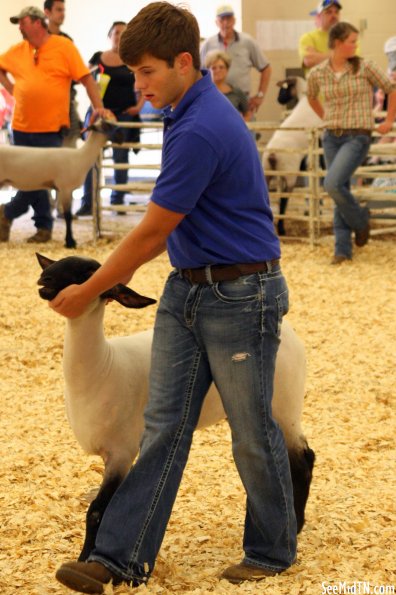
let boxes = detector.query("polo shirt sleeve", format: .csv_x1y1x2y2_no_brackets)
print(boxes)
248,37,269,71
0,45,18,73
151,131,219,214
62,38,90,81
298,32,314,64
200,37,215,69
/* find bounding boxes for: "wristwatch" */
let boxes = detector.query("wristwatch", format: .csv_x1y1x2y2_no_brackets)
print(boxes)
256,91,264,98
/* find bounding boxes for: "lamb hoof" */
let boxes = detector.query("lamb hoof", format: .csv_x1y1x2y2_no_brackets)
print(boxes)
65,240,77,249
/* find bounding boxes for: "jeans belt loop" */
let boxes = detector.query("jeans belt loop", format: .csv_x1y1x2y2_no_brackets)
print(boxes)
266,260,273,273
204,265,213,285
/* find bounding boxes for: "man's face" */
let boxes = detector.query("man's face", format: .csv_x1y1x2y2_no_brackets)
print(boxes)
18,16,40,41
319,5,340,31
216,15,235,39
45,1,65,26
130,54,187,110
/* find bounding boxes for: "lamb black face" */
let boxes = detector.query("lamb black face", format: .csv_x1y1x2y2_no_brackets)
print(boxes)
36,254,101,301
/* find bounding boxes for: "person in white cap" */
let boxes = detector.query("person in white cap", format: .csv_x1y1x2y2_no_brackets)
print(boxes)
384,36,396,80
200,4,271,113
299,0,342,75
0,6,110,243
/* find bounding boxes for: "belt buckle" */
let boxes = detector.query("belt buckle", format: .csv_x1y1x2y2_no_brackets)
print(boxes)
334,129,343,137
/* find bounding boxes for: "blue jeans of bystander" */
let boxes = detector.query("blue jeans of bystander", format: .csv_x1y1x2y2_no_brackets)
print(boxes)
88,266,297,585
322,130,371,258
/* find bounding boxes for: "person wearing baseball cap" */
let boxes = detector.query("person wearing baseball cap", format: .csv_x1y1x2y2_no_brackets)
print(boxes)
200,4,271,113
309,0,342,16
215,5,234,18
9,5,47,24
0,5,110,243
384,36,396,79
299,0,342,75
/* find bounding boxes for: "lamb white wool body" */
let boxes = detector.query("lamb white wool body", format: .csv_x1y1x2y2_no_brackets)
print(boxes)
37,253,315,562
262,77,323,235
0,119,121,248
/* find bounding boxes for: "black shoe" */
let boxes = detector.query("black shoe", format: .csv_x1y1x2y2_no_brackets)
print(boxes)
55,561,125,594
75,205,92,217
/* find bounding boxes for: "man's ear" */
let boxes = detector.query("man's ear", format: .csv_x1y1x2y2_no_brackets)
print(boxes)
176,52,193,74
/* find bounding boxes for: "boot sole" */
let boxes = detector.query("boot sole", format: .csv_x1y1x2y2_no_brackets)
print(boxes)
55,566,106,594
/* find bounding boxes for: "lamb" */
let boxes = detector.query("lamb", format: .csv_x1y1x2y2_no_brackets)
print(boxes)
36,253,315,561
262,77,323,235
0,119,122,249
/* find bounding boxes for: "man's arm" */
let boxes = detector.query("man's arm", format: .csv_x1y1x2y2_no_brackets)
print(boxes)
303,47,330,69
0,69,14,95
78,73,108,113
50,201,185,318
249,65,272,112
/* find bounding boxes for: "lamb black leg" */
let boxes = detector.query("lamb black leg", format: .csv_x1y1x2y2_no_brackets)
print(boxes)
277,197,288,236
64,210,77,249
289,445,315,533
78,474,123,562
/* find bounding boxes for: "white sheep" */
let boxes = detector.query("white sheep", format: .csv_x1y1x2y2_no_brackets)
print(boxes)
36,253,315,561
0,119,122,248
263,77,323,235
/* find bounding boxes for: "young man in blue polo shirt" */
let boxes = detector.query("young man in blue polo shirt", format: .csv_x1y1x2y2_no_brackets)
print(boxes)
52,2,297,592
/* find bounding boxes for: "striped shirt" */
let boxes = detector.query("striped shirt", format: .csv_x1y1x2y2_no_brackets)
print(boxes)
307,59,396,130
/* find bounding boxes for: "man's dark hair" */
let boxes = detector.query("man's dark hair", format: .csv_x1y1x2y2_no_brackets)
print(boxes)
108,21,127,37
119,1,200,69
44,0,64,10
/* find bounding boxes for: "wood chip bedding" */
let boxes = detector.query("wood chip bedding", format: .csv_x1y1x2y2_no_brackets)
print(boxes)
0,217,394,595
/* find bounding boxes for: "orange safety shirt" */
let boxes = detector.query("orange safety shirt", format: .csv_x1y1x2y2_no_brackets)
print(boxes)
0,34,89,132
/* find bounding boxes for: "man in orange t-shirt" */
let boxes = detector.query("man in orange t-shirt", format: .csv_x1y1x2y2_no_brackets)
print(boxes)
0,6,109,243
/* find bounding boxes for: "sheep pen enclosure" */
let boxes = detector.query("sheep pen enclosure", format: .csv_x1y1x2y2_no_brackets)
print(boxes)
0,216,395,595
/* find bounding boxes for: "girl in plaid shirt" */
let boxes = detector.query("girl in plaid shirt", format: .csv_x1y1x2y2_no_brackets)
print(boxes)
307,22,396,263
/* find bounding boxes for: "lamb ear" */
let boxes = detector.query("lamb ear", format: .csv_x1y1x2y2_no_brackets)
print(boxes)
101,284,156,309
36,253,56,270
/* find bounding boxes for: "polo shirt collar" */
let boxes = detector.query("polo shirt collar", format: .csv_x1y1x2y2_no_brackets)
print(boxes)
217,30,240,43
162,69,213,126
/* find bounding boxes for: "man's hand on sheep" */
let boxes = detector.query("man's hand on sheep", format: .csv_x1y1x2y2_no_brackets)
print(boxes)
90,107,116,124
50,284,93,318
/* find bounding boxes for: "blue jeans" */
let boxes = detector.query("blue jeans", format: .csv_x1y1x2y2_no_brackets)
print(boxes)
4,130,62,231
80,110,141,209
89,266,297,584
322,130,371,258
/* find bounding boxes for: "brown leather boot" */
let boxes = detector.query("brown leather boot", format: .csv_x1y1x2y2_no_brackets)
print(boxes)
330,255,352,264
55,561,126,594
26,228,52,243
220,561,280,584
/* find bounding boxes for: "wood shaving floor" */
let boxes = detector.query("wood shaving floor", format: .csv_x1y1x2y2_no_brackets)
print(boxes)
0,213,395,595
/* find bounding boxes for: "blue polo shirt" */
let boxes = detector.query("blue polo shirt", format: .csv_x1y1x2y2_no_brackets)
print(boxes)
151,70,280,268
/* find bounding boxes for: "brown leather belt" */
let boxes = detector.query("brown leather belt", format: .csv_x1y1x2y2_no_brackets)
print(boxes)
179,260,280,284
327,128,372,137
